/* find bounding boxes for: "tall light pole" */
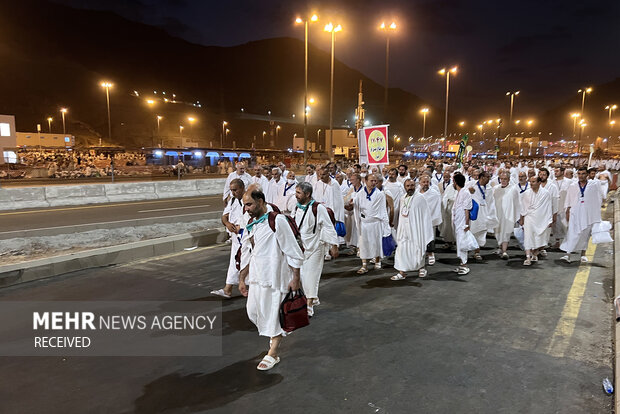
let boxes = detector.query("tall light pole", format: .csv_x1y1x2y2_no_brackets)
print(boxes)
47,117,53,133
569,112,580,138
276,125,281,142
420,108,429,140
325,22,342,162
262,130,266,146
179,125,184,138
578,87,592,122
60,108,67,134
506,91,519,130
295,14,318,165
605,104,617,136
221,121,228,147
100,81,113,146
438,66,457,145
379,21,396,123
156,115,163,147
578,120,586,153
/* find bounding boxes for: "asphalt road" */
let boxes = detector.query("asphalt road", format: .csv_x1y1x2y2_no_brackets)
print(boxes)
0,232,614,413
0,196,225,239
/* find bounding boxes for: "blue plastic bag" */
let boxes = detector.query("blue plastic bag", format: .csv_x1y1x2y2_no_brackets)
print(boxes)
382,235,397,257
335,221,346,237
469,199,479,221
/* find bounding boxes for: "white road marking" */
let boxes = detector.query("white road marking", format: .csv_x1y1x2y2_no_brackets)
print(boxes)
137,205,210,213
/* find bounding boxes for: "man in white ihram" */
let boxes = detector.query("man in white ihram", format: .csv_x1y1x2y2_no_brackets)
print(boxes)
392,178,434,280
354,173,390,274
211,178,246,298
293,182,339,317
493,172,520,259
223,161,252,204
560,167,604,263
467,171,499,261
418,174,442,266
313,167,345,258
238,189,304,371
520,176,553,266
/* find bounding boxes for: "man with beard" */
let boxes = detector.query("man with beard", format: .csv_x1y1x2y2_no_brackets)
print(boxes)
538,167,559,256
239,190,304,371
520,176,553,265
493,172,520,259
251,164,269,190
223,161,252,204
293,182,339,317
468,171,499,261
392,178,434,279
418,174,442,265
396,164,410,184
354,174,390,274
305,164,318,187
560,167,604,263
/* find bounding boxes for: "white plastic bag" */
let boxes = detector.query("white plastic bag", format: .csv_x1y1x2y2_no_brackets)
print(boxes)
592,221,614,244
461,230,480,252
513,225,525,250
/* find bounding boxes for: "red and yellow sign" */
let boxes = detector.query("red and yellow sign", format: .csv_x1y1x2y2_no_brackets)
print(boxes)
359,125,389,165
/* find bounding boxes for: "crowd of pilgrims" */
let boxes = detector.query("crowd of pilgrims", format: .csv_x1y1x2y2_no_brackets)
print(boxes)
210,157,615,370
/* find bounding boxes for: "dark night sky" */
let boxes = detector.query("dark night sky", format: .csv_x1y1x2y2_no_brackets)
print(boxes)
59,0,620,124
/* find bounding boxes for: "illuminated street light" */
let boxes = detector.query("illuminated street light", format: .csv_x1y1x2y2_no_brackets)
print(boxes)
276,125,281,141
379,20,397,123
438,66,458,151
46,117,53,133
295,13,319,164
577,87,592,122
262,130,267,147
221,121,228,147
420,108,429,139
156,115,163,135
146,99,155,106
179,125,184,137
506,91,520,132
60,108,68,134
100,81,113,145
570,112,581,137
324,21,343,161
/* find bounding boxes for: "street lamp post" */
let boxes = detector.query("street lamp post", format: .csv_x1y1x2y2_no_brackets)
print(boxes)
156,116,163,147
262,131,266,146
506,91,519,133
295,14,318,165
379,21,396,123
47,117,53,133
276,125,281,142
570,113,580,138
325,22,342,162
605,104,617,136
438,66,457,146
610,121,616,150
578,87,592,122
188,117,196,139
578,121,586,153
221,121,228,147
60,108,67,134
100,81,113,146
420,108,429,140
179,125,184,138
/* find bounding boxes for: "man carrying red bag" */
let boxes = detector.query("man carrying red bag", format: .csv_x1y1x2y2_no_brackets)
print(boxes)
239,189,304,371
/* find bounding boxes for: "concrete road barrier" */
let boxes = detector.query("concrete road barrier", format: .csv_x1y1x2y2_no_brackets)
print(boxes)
45,184,108,206
0,187,48,210
0,228,227,288
105,182,158,203
0,178,226,211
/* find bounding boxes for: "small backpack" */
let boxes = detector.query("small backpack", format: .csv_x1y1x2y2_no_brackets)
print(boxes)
267,211,305,252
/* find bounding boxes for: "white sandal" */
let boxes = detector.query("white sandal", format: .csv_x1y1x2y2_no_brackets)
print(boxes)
580,256,589,263
419,268,428,278
457,266,470,275
390,274,406,281
210,289,231,299
374,261,382,269
428,255,436,265
257,355,280,371
357,267,368,274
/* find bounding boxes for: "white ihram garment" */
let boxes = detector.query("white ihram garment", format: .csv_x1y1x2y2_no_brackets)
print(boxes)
394,193,434,272
520,187,553,251
383,180,405,230
344,186,362,247
440,180,457,243
452,188,476,264
223,171,252,200
553,177,571,241
420,187,443,227
354,187,390,259
223,197,245,285
469,181,499,247
241,214,304,338
493,184,520,244
294,202,339,299
561,180,603,253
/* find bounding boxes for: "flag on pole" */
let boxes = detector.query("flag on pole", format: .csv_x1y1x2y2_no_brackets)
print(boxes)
456,134,469,167
358,125,389,166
